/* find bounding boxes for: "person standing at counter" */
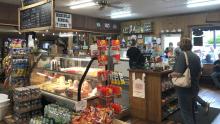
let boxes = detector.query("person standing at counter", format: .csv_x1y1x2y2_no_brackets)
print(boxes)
165,42,174,58
152,44,163,58
174,42,181,58
127,39,145,69
211,53,220,89
169,38,201,124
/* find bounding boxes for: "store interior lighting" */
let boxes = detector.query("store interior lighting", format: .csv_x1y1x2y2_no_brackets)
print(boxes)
59,32,74,37
69,0,97,9
187,0,220,8
111,11,132,19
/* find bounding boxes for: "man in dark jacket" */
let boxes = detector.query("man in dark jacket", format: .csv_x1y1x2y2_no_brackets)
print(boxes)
127,39,145,69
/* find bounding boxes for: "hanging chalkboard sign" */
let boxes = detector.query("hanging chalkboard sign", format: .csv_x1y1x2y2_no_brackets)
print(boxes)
21,0,43,6
19,1,52,31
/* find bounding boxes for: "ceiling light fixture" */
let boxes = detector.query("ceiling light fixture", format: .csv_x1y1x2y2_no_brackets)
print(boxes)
69,0,97,9
187,0,220,8
111,11,132,19
59,32,73,37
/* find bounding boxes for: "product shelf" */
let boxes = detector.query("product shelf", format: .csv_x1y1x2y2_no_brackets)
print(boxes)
35,68,98,80
162,96,178,107
162,107,179,120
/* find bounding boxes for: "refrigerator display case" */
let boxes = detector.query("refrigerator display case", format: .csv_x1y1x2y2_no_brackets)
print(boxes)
30,54,104,103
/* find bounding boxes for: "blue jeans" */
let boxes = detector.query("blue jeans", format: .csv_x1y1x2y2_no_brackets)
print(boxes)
211,72,220,88
177,91,196,124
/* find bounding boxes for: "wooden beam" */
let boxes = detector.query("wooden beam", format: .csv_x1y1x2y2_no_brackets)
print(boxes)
20,0,51,11
20,26,51,32
0,23,18,27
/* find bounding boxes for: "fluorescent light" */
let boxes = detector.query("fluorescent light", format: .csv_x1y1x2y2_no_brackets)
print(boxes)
69,0,93,5
69,0,97,9
111,11,132,19
187,0,220,8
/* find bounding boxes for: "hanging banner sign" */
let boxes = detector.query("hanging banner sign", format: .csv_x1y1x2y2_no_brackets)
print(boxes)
55,12,72,29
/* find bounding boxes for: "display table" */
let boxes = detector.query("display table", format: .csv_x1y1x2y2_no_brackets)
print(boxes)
129,69,175,123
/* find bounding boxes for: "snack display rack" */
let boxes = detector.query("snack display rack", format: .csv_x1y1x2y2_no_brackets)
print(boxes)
10,48,29,87
3,39,30,88
13,86,42,123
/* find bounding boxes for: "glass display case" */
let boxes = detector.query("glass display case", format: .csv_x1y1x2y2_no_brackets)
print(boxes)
30,54,105,102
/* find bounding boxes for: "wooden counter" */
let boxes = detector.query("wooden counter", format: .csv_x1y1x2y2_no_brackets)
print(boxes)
129,69,174,123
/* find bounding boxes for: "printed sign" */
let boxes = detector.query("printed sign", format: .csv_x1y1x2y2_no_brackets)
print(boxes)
132,73,145,98
55,12,72,29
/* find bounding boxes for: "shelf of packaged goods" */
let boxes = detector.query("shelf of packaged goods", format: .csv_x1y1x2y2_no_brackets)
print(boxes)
162,86,175,93
12,65,29,68
14,105,43,114
122,32,153,35
35,68,98,80
13,95,42,103
162,96,178,107
162,107,179,120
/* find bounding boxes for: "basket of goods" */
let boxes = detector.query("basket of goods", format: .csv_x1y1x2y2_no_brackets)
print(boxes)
72,105,122,124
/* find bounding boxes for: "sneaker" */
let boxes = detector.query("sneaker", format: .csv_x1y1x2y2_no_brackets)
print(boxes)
205,103,210,114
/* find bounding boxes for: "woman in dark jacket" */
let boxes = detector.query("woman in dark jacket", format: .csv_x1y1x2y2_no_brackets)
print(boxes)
169,38,201,124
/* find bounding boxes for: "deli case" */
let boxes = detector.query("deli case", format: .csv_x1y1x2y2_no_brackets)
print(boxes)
30,54,105,108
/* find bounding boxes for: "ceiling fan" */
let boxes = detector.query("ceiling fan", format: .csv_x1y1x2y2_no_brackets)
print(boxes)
94,0,123,10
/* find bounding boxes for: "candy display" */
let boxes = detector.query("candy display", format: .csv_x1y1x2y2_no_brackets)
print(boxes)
97,40,121,66
72,106,114,124
44,104,72,124
97,40,108,66
13,86,42,123
97,85,122,97
111,40,120,64
97,85,122,106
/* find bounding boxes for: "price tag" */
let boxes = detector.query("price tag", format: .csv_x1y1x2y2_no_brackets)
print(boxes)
75,100,87,112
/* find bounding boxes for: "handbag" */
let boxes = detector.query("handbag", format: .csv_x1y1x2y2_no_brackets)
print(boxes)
172,52,191,87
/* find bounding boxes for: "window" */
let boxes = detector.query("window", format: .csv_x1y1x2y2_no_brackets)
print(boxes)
192,29,220,63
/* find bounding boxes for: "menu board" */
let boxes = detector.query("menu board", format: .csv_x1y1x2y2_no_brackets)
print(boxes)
55,12,72,29
22,0,43,6
20,1,52,30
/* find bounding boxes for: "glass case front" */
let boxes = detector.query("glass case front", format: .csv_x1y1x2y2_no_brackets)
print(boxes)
30,54,104,101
